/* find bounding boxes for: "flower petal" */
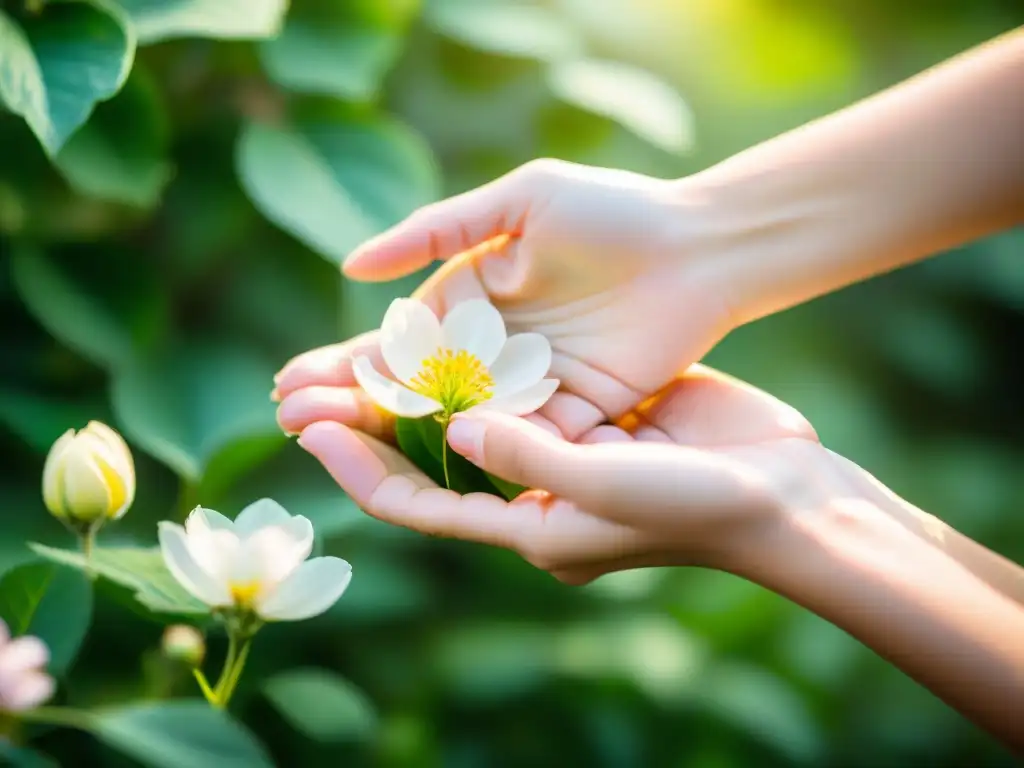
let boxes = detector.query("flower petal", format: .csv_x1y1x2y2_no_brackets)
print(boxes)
257,557,353,621
441,299,506,366
41,429,75,518
0,636,49,677
234,498,291,538
488,333,552,397
60,442,113,521
185,506,235,536
380,298,443,384
232,524,312,589
158,522,231,607
1,670,55,712
478,378,560,416
353,356,444,418
81,421,135,508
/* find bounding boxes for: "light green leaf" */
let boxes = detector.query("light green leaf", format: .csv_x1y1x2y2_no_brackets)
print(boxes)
0,388,110,453
112,0,286,43
0,562,92,677
11,247,138,371
0,3,134,155
236,115,439,264
92,701,274,768
547,59,695,155
29,543,208,616
425,0,581,61
111,340,279,480
264,668,377,742
260,18,403,102
55,65,173,207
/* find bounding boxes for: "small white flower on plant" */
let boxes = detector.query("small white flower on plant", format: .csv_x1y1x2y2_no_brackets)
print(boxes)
0,619,55,713
158,499,351,622
353,298,559,419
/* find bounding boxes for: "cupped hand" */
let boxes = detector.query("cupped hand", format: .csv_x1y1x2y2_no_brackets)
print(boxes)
274,159,733,441
284,349,829,584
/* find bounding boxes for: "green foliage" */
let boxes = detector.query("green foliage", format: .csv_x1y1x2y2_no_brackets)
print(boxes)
1,0,1021,765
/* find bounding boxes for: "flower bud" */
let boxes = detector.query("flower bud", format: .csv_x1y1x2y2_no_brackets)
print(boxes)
42,421,135,524
161,625,205,668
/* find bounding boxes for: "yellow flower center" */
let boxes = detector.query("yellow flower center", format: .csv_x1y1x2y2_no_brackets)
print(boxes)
230,581,261,608
408,347,494,415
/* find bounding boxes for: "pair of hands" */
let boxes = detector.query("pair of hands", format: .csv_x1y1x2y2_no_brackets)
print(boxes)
273,160,842,583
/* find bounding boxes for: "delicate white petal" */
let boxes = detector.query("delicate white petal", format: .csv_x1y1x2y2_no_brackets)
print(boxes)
488,333,552,397
81,421,135,508
184,526,239,583
0,637,49,676
233,498,291,538
158,522,231,607
1,671,54,711
185,506,235,536
441,299,506,366
257,557,353,621
60,443,112,521
277,515,314,548
478,378,560,416
41,430,75,517
232,524,312,589
353,356,444,418
380,298,444,384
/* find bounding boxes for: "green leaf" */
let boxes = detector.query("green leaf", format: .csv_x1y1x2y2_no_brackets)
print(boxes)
0,562,92,677
260,16,403,102
0,3,134,155
0,742,59,768
425,0,581,61
55,65,172,207
0,388,110,453
29,543,207,616
111,340,279,480
547,59,695,155
112,0,286,43
395,416,522,500
91,701,274,768
264,668,378,742
236,113,440,264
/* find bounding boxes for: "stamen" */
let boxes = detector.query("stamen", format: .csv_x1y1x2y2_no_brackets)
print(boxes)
230,582,261,607
408,348,494,414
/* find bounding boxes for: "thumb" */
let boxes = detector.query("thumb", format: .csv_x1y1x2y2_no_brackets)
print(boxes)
446,410,590,496
342,167,532,283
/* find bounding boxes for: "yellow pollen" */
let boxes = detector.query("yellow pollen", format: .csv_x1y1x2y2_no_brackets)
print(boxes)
408,347,494,414
230,581,261,607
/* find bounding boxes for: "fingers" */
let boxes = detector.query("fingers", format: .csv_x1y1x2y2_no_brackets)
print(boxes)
272,331,384,401
446,410,592,498
277,386,395,440
342,168,532,282
297,421,527,550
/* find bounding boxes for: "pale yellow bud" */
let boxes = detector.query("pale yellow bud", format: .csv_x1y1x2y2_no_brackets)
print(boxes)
161,625,205,667
42,421,136,524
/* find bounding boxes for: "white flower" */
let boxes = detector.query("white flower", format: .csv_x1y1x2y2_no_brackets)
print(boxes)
0,620,55,713
353,298,559,418
42,420,136,524
158,499,352,622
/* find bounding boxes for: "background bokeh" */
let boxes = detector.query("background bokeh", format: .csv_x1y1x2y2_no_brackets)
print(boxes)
2,0,1023,765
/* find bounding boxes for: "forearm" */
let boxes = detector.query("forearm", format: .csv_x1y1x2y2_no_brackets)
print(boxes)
682,27,1024,326
741,499,1024,752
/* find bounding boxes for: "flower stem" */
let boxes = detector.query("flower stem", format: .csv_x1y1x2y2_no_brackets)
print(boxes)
80,523,99,581
440,414,452,490
208,626,255,709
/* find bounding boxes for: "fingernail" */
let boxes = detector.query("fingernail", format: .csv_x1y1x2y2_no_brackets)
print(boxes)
446,416,484,461
270,388,281,402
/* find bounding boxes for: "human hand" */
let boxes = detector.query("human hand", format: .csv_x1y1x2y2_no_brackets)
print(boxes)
285,353,841,584
274,160,733,441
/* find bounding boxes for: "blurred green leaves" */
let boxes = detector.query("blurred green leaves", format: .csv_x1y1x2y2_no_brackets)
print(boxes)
264,668,378,742
236,115,439,264
0,562,92,676
30,543,207,616
0,2,134,155
426,0,581,62
112,0,286,43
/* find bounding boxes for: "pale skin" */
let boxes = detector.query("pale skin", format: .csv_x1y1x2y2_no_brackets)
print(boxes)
273,29,1024,751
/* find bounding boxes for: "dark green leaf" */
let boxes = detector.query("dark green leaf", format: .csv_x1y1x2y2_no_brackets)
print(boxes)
425,0,581,61
55,65,173,207
0,562,92,677
0,388,110,453
112,0,286,43
236,114,439,264
29,543,207,616
111,340,279,480
0,742,59,768
264,668,377,742
0,3,134,155
91,701,274,768
546,59,695,155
